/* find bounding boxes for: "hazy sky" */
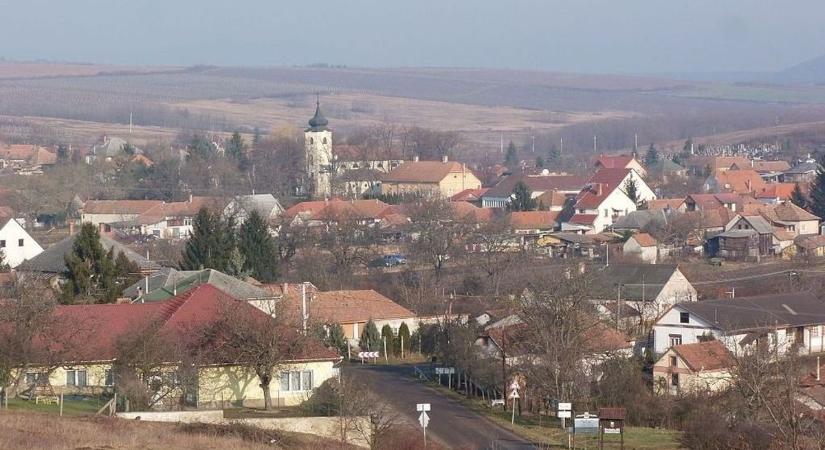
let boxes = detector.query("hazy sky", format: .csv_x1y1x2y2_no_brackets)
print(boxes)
1,0,824,74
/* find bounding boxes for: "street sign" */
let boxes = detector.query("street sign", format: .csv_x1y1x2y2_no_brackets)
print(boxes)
418,411,430,428
604,428,621,434
558,402,572,411
416,403,431,412
435,367,455,375
557,410,571,418
508,390,520,399
357,351,379,358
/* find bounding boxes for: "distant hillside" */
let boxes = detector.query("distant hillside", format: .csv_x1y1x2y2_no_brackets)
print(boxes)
773,53,825,85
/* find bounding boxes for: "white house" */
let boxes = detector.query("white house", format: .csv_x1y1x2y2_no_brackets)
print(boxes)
623,232,659,263
562,169,656,234
652,292,825,356
223,194,284,225
590,264,697,321
0,217,43,268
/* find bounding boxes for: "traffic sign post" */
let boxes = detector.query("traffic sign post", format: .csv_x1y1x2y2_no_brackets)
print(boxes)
557,401,571,430
417,403,431,447
508,381,520,425
357,351,379,364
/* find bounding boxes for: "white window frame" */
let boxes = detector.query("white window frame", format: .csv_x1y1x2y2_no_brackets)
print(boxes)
280,370,314,392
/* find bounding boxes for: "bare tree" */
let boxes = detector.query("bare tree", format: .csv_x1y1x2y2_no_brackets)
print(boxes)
194,299,305,410
405,197,470,277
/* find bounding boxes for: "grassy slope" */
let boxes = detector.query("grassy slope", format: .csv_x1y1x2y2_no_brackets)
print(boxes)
0,411,347,450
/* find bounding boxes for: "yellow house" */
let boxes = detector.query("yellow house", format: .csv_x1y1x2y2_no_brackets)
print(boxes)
5,284,341,410
653,340,733,395
381,158,482,198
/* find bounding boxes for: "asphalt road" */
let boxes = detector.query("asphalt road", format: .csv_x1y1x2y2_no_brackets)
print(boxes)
346,364,537,450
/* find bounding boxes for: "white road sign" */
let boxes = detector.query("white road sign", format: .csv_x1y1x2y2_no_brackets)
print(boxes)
418,411,430,428
357,351,379,358
416,403,431,412
557,411,571,418
558,402,572,411
508,390,520,399
435,367,455,375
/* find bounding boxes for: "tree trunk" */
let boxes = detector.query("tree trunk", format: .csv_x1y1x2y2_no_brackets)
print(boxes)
260,376,272,410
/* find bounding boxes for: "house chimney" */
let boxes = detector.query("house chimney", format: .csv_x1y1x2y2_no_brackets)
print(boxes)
442,155,449,163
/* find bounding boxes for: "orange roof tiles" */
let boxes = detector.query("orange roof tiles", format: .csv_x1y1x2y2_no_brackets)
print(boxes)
630,232,657,247
509,211,559,230
293,289,415,324
710,169,765,194
672,340,733,372
756,183,797,200
83,200,163,215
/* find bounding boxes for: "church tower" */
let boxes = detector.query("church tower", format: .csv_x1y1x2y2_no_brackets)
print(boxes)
304,98,333,198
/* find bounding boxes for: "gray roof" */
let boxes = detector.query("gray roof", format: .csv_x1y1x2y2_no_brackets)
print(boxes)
785,161,820,175
591,264,683,301
125,268,271,302
17,234,160,274
648,159,685,173
715,229,758,239
736,215,774,234
552,232,595,244
307,100,329,131
678,292,825,334
122,267,198,298
229,194,284,219
613,209,669,231
94,137,142,158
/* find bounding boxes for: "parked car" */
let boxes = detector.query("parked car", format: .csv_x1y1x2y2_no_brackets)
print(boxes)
382,254,407,266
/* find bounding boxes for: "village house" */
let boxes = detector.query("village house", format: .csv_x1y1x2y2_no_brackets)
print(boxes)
703,168,766,195
84,136,143,164
684,193,751,213
612,209,670,233
783,160,819,184
731,160,791,182
120,196,223,239
562,168,655,234
450,188,489,207
81,200,164,228
123,268,275,307
743,202,821,236
283,199,390,228
646,198,687,213
380,157,482,198
623,233,659,263
756,183,799,204
589,264,697,321
0,144,57,174
594,154,647,178
481,171,586,208
652,292,825,356
284,288,418,347
652,340,734,395
792,234,825,258
685,155,751,176
0,215,43,268
222,194,284,226
331,144,405,174
647,159,687,182
5,284,340,409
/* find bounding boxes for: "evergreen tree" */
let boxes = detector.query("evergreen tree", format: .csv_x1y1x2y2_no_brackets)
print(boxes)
327,322,348,356
252,127,262,148
180,208,236,273
504,141,519,166
238,210,278,282
62,223,134,304
187,135,217,161
624,178,639,205
360,320,381,352
809,155,825,219
56,144,70,163
791,183,809,211
226,131,249,170
644,143,659,167
397,322,411,356
381,324,395,357
535,156,545,169
548,144,560,162
508,181,537,211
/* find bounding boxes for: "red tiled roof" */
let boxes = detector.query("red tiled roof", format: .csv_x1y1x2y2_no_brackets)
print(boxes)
382,161,472,184
630,232,657,247
509,211,559,230
575,168,631,209
596,154,635,169
83,200,164,215
289,289,415,325
284,199,390,221
756,183,798,201
647,198,685,210
450,188,489,202
569,214,597,225
732,160,791,173
535,189,569,209
688,156,751,172
672,340,733,372
710,169,766,194
25,285,338,365
0,144,56,165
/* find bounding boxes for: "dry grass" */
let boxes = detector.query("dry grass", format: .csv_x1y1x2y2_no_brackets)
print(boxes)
0,411,341,450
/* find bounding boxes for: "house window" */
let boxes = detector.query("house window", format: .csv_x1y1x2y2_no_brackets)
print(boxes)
813,326,821,338
679,312,689,324
670,356,677,367
105,369,114,386
25,372,42,385
603,209,608,218
18,239,23,247
0,240,5,248
66,369,87,387
669,334,682,347
280,370,314,391
671,373,679,387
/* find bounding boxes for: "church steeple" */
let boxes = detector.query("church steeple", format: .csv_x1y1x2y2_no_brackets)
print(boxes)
307,95,329,131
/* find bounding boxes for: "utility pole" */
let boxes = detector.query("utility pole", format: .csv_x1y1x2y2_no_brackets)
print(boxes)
593,135,597,153
531,135,535,153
